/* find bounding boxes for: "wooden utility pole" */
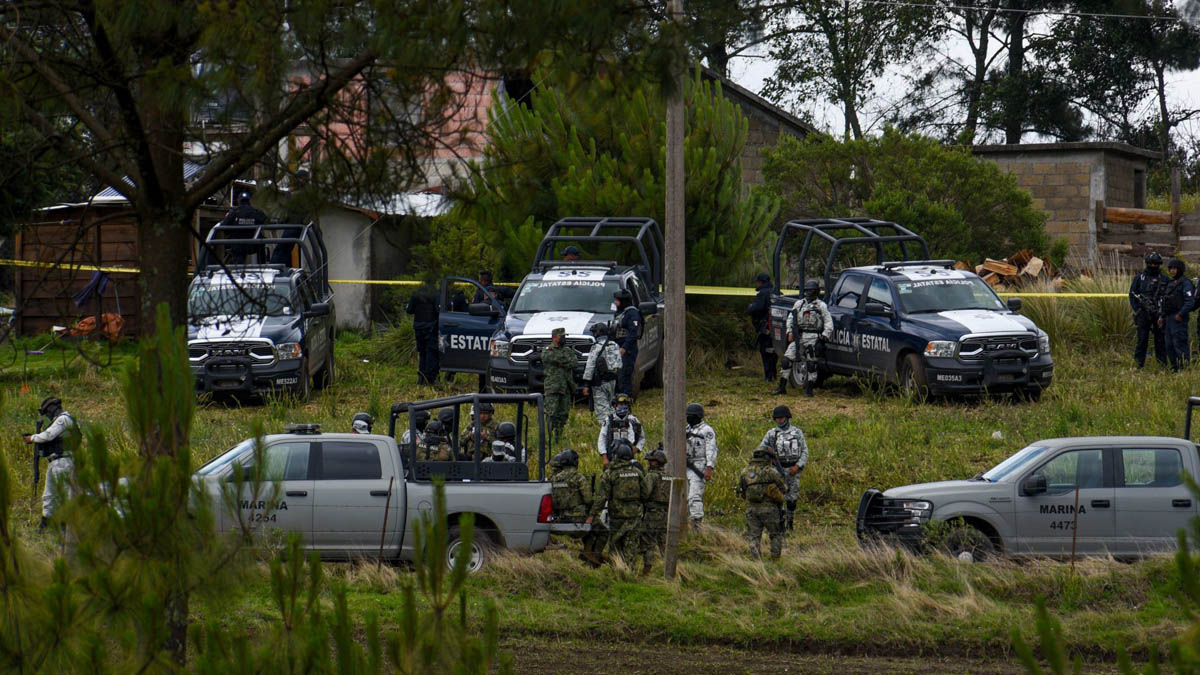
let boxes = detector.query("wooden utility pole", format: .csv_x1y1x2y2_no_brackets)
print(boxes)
662,0,687,580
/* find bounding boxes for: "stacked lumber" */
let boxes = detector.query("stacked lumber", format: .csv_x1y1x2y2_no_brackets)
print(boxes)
962,249,1054,290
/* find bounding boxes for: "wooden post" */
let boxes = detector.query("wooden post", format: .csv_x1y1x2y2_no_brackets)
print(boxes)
662,0,687,581
1095,200,1106,232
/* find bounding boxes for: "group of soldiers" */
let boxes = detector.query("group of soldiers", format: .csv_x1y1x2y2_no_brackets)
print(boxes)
1129,251,1199,372
387,404,523,463
748,273,833,397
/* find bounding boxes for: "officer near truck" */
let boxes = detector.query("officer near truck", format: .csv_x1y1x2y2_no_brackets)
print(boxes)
23,396,76,533
611,289,642,397
756,405,809,532
1129,251,1169,369
597,393,646,466
747,272,777,383
775,279,833,397
540,327,577,446
550,449,605,567
1162,258,1195,371
582,322,622,423
684,403,717,529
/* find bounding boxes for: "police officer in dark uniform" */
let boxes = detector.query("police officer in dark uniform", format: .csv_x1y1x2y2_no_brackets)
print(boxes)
219,192,267,264
747,272,776,382
612,289,642,397
1162,258,1195,371
405,283,440,385
1129,251,1169,369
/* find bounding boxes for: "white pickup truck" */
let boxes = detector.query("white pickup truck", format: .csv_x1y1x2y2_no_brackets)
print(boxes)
195,394,568,571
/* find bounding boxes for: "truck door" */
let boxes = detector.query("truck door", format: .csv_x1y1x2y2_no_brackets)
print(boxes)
438,276,504,374
1112,446,1195,555
856,278,899,377
827,274,868,374
1013,447,1115,555
234,440,314,545
311,439,401,553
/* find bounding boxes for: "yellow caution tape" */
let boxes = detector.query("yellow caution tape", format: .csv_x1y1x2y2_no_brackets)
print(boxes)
0,258,1131,298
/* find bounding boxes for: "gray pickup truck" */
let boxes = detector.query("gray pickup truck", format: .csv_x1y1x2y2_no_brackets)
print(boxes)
857,399,1200,560
195,394,573,571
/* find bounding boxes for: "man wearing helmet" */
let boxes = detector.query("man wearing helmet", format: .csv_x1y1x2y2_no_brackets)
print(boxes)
587,439,651,569
583,322,622,423
747,272,777,382
493,422,520,461
1129,251,1169,368
23,396,76,532
550,449,605,566
218,191,267,264
737,445,786,560
350,412,373,434
775,279,833,396
540,327,577,446
466,402,500,458
1162,258,1195,371
611,289,642,397
597,393,646,467
481,439,518,462
756,405,809,532
400,409,431,449
684,403,718,529
416,419,454,461
642,447,671,565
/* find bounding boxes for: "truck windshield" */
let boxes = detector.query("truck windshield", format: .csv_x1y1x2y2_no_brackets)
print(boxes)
189,280,296,318
981,445,1050,482
195,439,254,476
895,277,1006,313
510,280,621,313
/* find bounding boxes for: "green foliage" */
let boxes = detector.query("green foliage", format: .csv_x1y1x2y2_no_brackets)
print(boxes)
1021,275,1132,352
763,128,1049,264
451,68,779,286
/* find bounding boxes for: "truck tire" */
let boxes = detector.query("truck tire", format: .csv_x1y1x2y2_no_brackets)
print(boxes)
446,525,494,573
294,358,311,403
941,523,994,563
899,353,929,401
313,351,335,391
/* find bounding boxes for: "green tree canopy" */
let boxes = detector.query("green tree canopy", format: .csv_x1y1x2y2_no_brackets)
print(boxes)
762,129,1049,264
447,69,779,287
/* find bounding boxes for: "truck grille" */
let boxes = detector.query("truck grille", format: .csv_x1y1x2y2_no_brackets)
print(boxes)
958,334,1038,359
510,337,595,362
189,339,276,364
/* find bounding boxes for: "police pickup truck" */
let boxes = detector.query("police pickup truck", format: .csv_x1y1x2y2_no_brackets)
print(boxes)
857,398,1200,561
187,222,335,402
437,217,664,394
769,219,1052,398
195,394,577,571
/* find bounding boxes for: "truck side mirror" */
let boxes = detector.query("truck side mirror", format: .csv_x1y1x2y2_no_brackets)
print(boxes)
1007,297,1023,312
863,302,892,318
1021,473,1047,496
638,301,658,316
468,302,500,318
306,302,330,317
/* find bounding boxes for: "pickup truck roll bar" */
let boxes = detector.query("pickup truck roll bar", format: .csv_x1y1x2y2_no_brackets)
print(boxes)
879,260,957,271
1185,396,1200,441
390,392,549,481
772,218,931,294
532,217,664,290
198,221,330,292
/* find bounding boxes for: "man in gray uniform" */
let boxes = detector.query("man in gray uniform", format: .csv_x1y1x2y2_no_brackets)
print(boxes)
23,396,76,533
755,405,809,532
683,403,718,529
776,279,833,396
582,322,622,423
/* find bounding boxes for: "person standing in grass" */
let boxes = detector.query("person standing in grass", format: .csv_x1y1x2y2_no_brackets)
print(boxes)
540,327,576,447
756,405,808,532
1129,251,1168,369
587,440,652,573
642,446,671,561
737,446,786,560
550,449,606,567
1162,258,1195,371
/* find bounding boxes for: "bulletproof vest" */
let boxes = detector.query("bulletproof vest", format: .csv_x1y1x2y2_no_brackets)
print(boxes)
606,416,635,448
614,310,630,339
418,439,451,461
552,469,586,515
1142,273,1166,300
593,341,610,379
609,462,645,519
772,426,804,465
685,425,709,462
1164,278,1190,313
647,470,671,506
796,300,825,332
38,413,72,458
741,464,771,503
231,205,261,226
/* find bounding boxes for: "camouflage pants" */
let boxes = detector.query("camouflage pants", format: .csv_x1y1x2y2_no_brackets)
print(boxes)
558,516,607,557
592,380,616,423
643,506,668,556
544,388,571,442
607,516,644,563
745,502,783,559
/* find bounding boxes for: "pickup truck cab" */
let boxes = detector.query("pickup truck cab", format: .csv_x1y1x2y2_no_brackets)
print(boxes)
438,217,664,394
857,418,1200,560
196,393,564,571
770,218,1052,398
188,222,335,402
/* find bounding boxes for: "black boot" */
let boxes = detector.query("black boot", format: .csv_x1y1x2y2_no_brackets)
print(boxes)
786,510,795,531
804,381,814,397
38,516,48,534
773,377,788,395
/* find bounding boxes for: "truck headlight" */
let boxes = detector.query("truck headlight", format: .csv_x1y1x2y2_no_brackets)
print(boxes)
491,339,509,358
1037,332,1050,354
275,342,302,360
924,341,957,358
898,500,933,519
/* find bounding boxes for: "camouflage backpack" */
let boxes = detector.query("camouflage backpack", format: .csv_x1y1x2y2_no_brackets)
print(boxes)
648,471,671,506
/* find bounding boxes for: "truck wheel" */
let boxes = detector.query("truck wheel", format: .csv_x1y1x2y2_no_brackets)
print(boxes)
294,358,311,403
313,352,335,390
446,525,493,573
941,523,994,563
900,353,929,401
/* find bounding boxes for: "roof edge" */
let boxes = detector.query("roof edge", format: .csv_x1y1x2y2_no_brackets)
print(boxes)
971,141,1161,161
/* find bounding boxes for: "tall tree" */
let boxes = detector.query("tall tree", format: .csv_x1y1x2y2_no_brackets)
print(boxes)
0,0,665,329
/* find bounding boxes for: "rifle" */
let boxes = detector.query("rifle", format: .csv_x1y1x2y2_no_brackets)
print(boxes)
30,419,42,512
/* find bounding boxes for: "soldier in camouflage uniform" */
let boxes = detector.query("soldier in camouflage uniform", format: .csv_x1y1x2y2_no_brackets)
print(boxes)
466,402,500,459
582,322,622,423
416,419,454,461
596,393,645,467
642,446,671,565
756,405,809,532
588,440,651,571
400,409,430,450
540,327,576,446
550,449,606,566
737,447,786,559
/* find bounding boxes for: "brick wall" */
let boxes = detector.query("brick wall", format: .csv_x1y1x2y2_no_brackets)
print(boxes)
986,155,1095,254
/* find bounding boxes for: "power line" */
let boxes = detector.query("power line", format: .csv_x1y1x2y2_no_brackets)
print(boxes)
857,0,1194,23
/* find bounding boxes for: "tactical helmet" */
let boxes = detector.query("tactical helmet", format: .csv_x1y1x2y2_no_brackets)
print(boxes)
437,407,455,426
645,447,666,466
685,402,704,426
772,405,792,420
551,448,579,468
352,412,373,433
38,396,62,418
476,402,495,415
755,272,770,284
423,419,445,438
612,439,635,461
564,245,580,257
1146,251,1163,266
804,279,821,292
613,289,633,304
590,322,609,337
1168,258,1186,272
497,421,516,441
752,448,771,460
237,191,251,204
491,440,511,456
413,409,431,431
615,393,633,407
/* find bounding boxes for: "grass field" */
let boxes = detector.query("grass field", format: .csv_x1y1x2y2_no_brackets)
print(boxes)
3,329,1199,664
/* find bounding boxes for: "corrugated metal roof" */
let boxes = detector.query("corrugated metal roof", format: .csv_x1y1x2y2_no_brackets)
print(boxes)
92,160,207,202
